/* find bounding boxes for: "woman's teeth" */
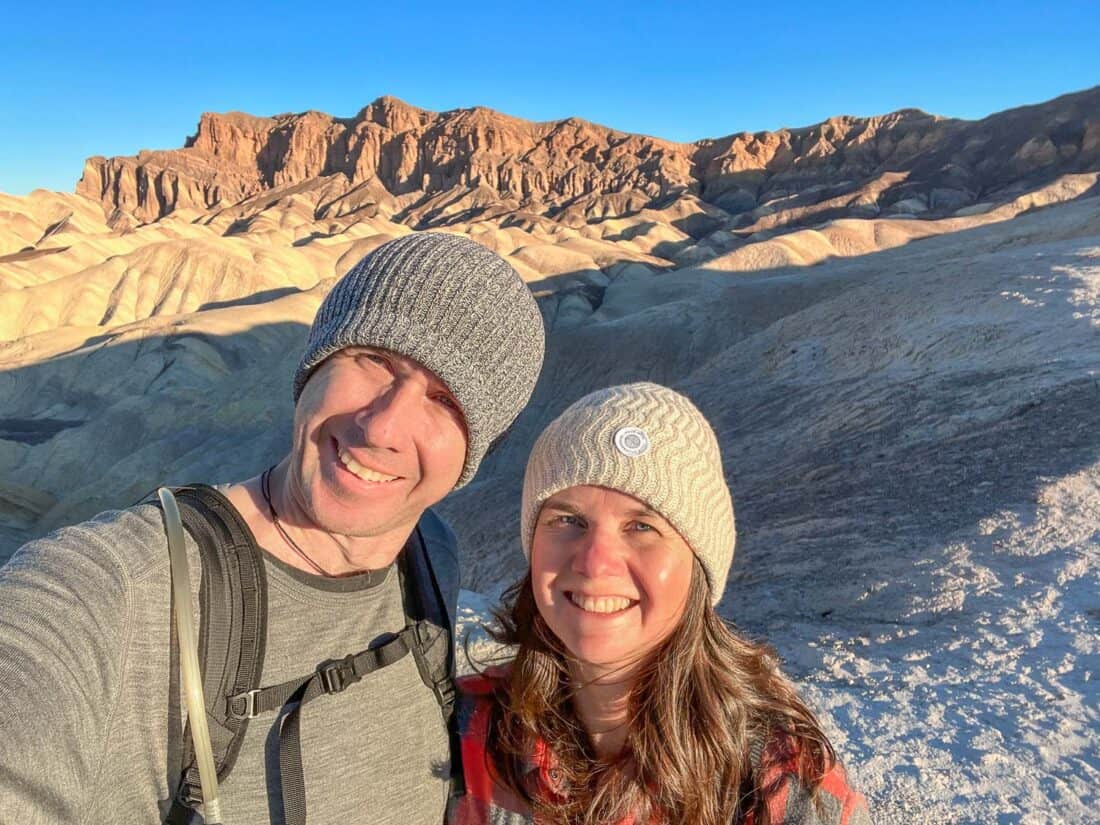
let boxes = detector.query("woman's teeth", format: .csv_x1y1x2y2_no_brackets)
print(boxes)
338,448,399,483
569,592,634,614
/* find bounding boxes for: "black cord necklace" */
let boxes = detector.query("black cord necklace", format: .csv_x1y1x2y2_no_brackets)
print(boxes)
260,465,332,577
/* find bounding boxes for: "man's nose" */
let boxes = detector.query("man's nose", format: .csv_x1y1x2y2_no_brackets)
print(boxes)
572,527,624,578
353,380,420,449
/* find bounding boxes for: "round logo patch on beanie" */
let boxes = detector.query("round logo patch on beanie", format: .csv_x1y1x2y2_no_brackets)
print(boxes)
613,427,650,457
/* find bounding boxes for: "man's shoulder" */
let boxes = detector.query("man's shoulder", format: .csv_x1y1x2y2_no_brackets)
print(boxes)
413,507,460,615
7,502,173,584
416,507,458,561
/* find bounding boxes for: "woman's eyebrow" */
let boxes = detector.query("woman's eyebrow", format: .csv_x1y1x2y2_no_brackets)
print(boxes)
542,501,583,516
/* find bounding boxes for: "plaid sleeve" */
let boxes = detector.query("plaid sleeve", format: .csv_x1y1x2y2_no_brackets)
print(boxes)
764,760,871,824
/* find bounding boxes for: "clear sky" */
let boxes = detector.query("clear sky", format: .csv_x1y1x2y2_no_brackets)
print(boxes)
2,0,1098,195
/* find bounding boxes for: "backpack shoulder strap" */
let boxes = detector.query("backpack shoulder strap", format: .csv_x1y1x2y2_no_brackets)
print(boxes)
411,507,460,630
402,506,464,793
156,484,268,821
402,507,459,701
158,493,462,820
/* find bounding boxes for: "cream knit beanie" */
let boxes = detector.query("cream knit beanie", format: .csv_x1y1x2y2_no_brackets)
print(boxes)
521,382,736,604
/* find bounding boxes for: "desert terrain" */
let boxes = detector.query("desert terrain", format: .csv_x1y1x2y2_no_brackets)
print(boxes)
2,87,1098,823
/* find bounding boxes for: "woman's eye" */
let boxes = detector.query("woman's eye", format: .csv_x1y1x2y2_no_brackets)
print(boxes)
548,514,582,527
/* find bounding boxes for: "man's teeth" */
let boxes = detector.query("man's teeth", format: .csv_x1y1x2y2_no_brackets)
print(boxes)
338,448,399,483
569,592,634,614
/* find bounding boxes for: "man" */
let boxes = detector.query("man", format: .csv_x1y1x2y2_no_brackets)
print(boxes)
0,232,545,824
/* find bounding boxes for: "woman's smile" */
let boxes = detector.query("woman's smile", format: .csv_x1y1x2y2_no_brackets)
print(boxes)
564,591,639,615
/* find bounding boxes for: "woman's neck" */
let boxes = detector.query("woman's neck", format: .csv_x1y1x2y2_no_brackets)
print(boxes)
569,663,636,760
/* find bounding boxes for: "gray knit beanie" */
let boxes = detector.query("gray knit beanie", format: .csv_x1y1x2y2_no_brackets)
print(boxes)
521,382,736,604
295,232,545,488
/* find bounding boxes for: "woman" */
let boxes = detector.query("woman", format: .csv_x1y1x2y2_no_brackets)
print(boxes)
450,383,869,825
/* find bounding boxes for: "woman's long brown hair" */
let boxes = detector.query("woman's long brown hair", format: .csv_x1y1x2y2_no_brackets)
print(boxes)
482,563,837,824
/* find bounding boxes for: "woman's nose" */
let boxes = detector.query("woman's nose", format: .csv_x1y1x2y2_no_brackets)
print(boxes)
572,527,624,578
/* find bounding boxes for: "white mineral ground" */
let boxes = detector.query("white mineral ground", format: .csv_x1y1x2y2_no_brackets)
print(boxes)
1,176,1098,823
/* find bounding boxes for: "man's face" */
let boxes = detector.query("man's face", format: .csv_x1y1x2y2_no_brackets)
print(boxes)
288,346,467,542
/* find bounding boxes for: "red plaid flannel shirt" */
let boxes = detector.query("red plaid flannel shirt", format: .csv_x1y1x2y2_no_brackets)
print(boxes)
447,673,870,825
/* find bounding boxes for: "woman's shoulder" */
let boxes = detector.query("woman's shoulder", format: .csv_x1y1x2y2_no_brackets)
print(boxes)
456,665,508,698
757,730,871,825
456,665,510,726
450,666,536,825
748,730,866,825
454,665,517,780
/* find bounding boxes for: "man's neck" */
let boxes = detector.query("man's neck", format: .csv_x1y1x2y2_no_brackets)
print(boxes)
224,462,409,577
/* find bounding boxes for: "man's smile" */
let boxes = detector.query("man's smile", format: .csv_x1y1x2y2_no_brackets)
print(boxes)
335,442,403,484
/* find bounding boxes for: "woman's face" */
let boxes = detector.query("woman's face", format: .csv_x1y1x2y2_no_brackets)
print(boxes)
530,485,696,678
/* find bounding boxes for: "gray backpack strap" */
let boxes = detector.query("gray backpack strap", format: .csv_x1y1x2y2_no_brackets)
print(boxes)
408,511,458,683
264,627,416,825
157,485,268,823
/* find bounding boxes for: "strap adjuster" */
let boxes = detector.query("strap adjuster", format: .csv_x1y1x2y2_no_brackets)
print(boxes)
228,688,261,719
319,654,356,694
433,677,456,710
177,780,203,806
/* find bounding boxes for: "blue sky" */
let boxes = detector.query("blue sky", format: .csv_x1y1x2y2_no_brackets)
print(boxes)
2,1,1098,195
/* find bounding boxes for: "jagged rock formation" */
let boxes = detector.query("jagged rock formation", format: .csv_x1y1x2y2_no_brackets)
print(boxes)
78,88,1100,231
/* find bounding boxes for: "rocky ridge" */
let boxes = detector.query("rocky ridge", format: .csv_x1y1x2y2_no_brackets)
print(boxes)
77,88,1100,232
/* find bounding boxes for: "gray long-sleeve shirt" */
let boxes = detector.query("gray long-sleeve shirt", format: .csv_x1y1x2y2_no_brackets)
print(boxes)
0,503,450,824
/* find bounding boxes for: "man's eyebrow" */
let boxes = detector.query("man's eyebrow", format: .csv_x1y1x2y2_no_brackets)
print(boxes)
624,505,661,519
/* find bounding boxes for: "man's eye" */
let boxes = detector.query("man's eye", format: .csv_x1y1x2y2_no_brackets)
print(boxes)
433,393,461,413
356,352,388,367
630,521,657,533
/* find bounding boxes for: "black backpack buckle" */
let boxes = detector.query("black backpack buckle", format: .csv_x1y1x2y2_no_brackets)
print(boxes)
319,654,356,694
177,780,203,806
